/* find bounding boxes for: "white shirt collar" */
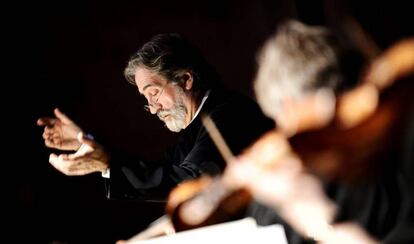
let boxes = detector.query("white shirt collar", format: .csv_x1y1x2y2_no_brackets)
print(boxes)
189,89,211,125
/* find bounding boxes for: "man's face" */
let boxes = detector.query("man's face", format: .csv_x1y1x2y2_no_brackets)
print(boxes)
135,67,188,132
256,79,335,136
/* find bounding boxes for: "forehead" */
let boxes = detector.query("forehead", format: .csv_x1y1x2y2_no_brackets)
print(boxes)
135,68,167,94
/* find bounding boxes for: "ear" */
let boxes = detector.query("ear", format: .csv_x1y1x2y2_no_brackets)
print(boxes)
183,72,193,90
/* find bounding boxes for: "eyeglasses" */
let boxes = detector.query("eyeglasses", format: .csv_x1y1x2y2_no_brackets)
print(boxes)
143,84,166,112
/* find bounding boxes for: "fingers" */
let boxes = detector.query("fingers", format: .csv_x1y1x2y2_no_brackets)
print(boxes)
49,153,70,174
44,138,58,148
38,108,73,126
49,153,58,164
69,133,99,158
43,127,58,138
37,118,46,126
40,118,60,147
54,108,73,124
49,153,88,176
328,222,378,244
37,117,57,126
49,153,70,168
43,134,60,148
42,130,50,140
77,132,95,148
42,128,63,149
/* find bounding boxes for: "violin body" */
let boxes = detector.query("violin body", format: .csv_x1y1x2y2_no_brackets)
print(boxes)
166,176,251,231
290,76,413,182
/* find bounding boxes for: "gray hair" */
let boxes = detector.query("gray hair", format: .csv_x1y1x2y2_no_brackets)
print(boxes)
254,20,364,116
124,33,223,92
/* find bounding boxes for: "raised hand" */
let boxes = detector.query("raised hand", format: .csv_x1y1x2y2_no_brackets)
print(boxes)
48,132,110,176
37,108,83,151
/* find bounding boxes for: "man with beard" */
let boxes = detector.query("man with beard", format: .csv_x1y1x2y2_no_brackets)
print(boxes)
37,33,273,201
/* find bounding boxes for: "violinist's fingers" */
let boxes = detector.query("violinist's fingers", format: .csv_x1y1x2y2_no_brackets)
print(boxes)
337,84,378,128
323,222,378,244
226,152,302,187
250,169,338,241
277,154,303,173
237,155,304,206
223,156,261,189
365,38,414,90
54,108,74,124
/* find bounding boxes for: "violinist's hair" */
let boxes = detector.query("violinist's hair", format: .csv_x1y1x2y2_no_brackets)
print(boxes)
254,20,365,105
124,33,223,92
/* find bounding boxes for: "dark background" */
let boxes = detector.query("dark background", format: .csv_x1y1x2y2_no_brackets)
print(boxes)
6,0,412,243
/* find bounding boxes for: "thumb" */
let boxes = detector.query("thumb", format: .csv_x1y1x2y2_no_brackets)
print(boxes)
73,132,95,157
77,132,95,147
54,108,74,124
49,153,58,163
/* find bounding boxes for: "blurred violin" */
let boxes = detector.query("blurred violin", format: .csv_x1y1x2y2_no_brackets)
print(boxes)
290,38,414,181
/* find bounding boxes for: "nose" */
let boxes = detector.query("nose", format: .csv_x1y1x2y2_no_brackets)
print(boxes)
148,102,161,114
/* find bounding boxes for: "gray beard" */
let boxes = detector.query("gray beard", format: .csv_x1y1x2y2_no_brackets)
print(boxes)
157,88,188,132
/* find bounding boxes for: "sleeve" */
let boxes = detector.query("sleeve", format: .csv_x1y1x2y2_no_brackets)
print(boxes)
206,99,274,157
104,149,192,201
104,95,273,202
104,125,227,201
383,104,414,243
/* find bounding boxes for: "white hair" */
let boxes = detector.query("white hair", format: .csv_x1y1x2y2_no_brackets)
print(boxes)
157,85,188,132
254,20,344,118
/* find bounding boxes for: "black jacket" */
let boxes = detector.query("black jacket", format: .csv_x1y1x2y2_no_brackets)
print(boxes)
105,89,274,201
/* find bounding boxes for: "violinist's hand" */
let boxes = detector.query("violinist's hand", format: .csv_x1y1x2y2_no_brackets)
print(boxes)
225,155,302,203
364,38,414,90
49,132,109,176
319,222,378,244
225,155,337,240
37,108,83,151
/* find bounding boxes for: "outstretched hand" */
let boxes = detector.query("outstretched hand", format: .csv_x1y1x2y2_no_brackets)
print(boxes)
37,108,83,151
48,132,110,176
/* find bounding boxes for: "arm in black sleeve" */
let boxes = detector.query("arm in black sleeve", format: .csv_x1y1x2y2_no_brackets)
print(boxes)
383,104,414,243
105,127,225,201
104,91,273,202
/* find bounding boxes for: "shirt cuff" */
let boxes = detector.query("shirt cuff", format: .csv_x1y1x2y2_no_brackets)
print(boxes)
102,168,110,178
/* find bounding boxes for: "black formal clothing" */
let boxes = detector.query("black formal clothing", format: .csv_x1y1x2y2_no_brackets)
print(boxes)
105,89,274,201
